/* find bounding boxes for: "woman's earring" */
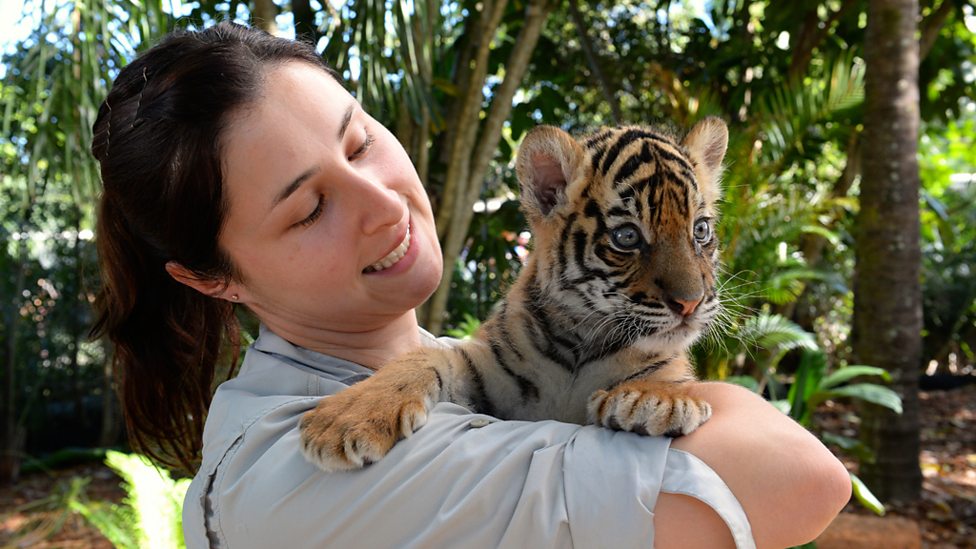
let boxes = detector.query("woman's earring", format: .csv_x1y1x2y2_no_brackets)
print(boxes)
231,294,239,301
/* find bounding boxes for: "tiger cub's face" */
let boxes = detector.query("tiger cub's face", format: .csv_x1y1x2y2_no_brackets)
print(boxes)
515,118,729,356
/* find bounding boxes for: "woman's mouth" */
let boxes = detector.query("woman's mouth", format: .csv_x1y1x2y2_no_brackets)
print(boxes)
363,226,411,273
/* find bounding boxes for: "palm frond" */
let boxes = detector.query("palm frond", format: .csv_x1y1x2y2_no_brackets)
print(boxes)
737,312,819,355
756,50,865,163
1,0,173,224
765,268,846,305
320,0,440,129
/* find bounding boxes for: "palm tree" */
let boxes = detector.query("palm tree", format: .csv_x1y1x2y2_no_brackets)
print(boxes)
853,0,924,502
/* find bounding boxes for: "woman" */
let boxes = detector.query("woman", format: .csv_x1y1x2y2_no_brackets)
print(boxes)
91,22,851,549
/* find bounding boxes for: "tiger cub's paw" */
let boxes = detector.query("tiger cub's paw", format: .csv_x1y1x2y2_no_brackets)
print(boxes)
298,368,439,472
587,382,711,437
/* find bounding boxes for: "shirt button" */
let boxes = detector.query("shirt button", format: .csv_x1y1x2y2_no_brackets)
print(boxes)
469,418,491,428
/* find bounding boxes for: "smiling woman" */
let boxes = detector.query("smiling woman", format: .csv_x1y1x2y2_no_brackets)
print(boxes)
168,62,443,361
90,21,851,549
89,23,332,473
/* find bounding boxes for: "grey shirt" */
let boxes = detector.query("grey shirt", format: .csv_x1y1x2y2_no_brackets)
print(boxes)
182,325,756,548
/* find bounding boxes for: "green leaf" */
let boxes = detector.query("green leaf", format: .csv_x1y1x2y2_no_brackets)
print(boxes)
820,366,891,390
788,350,828,424
820,432,857,451
445,313,481,339
922,189,951,221
104,451,189,549
820,432,876,464
738,313,819,354
756,50,864,162
813,384,903,414
799,224,841,245
724,375,760,392
770,399,791,414
850,473,886,516
69,498,139,549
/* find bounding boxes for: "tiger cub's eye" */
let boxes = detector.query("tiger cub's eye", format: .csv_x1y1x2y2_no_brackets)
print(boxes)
610,224,643,250
694,219,711,243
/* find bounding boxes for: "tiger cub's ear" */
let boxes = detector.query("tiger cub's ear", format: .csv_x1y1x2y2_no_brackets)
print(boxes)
682,117,729,204
516,125,584,223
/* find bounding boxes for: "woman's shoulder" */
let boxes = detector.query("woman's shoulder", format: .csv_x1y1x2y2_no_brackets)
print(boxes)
187,395,677,549
188,325,683,548
203,325,455,448
186,326,730,549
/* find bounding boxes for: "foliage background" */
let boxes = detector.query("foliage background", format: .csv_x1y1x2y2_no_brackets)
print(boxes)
1,0,974,542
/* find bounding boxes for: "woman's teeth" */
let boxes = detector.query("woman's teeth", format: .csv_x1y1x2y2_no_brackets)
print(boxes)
364,228,411,273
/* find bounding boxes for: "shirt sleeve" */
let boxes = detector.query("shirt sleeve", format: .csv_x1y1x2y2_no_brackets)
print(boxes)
186,399,673,549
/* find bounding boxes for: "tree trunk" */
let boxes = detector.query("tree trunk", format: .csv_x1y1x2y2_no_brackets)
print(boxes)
1,235,28,484
292,0,319,43
854,0,923,503
251,0,279,34
919,0,955,60
0,167,42,485
69,211,89,432
403,0,434,186
789,1,951,328
434,0,510,243
788,0,858,81
568,0,621,124
423,0,555,334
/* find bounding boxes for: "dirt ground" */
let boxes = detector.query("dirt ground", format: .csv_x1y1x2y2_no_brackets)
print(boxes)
1,384,974,548
816,383,976,549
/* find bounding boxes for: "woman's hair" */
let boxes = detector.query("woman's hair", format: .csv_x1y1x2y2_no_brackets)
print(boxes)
90,21,335,473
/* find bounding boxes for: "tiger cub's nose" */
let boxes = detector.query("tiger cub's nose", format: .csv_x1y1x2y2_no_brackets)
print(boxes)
665,295,703,317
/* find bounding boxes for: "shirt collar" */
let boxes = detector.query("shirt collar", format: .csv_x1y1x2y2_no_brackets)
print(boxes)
248,324,445,383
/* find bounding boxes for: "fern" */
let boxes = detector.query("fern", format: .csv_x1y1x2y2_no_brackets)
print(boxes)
737,312,818,356
67,493,139,548
445,313,482,339
695,310,819,379
70,451,190,549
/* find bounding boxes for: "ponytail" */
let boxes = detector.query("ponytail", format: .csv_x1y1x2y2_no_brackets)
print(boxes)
91,194,239,473
89,22,329,473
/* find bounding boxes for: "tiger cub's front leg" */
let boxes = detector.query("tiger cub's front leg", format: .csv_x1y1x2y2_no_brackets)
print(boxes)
587,358,711,437
299,349,445,472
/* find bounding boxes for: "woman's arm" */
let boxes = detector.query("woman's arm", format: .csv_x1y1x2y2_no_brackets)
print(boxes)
191,370,848,548
655,382,852,549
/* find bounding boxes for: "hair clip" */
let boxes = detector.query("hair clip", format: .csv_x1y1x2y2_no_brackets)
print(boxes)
132,66,149,129
99,98,113,158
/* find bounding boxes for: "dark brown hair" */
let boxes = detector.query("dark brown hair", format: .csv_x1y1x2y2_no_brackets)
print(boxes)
90,22,333,473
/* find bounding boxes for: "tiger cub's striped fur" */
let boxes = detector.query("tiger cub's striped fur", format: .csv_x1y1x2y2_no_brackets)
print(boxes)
300,117,729,472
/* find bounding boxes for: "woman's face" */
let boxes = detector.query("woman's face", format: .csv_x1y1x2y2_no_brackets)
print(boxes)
218,61,443,335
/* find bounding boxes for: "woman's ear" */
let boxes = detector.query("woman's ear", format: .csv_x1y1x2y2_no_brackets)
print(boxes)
165,261,240,302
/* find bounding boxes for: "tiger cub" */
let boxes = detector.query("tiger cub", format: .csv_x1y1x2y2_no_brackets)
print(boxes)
300,117,729,472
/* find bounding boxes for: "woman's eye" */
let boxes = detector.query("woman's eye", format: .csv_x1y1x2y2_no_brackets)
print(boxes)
349,132,374,160
297,195,324,227
610,224,642,250
694,219,711,243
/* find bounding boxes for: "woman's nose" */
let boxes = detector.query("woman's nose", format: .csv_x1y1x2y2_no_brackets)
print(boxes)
357,176,404,235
